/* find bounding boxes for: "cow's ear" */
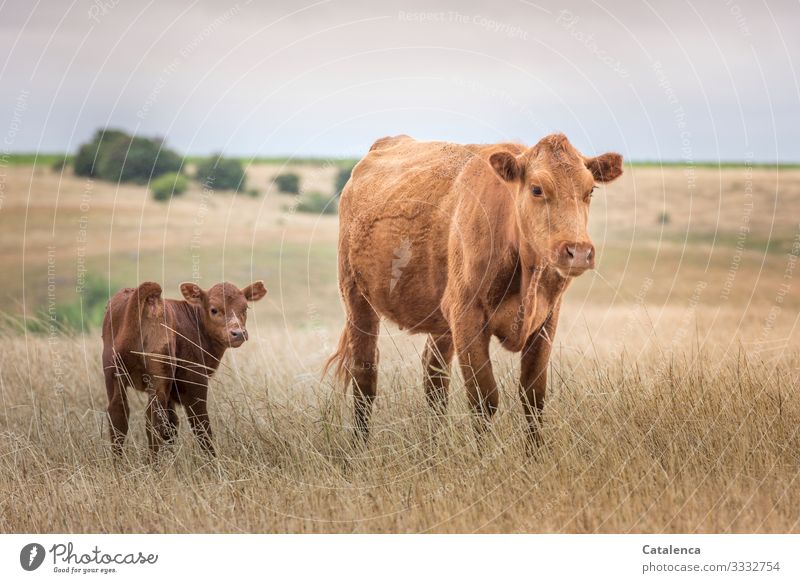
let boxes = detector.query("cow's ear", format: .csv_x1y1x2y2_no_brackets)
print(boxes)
585,152,623,183
242,280,267,302
180,282,205,305
489,151,524,182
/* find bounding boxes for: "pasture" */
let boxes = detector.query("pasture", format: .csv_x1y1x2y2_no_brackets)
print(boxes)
1,160,799,532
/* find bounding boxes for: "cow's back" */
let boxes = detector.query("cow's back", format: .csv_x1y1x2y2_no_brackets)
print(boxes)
340,136,489,333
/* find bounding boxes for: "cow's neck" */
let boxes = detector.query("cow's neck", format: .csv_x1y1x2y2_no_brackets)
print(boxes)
512,242,570,341
493,195,571,342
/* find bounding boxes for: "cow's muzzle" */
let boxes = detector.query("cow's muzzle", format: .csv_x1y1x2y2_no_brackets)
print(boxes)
554,241,595,276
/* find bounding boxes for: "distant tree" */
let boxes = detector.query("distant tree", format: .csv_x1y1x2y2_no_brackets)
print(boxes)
334,162,356,197
151,172,189,202
73,129,128,177
73,128,182,183
96,134,182,184
195,155,247,191
274,172,300,194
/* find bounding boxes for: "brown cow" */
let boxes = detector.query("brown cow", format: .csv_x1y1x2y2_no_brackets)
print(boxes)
102,280,267,457
326,134,622,443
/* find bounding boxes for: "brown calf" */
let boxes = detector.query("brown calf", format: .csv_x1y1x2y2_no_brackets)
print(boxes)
102,280,267,457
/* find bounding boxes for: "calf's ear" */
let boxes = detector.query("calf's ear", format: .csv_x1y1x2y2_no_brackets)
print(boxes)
489,151,524,182
242,280,267,302
180,282,205,305
585,152,623,183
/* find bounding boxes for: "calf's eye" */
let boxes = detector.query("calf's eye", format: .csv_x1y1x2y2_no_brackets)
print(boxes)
531,185,543,197
210,308,219,316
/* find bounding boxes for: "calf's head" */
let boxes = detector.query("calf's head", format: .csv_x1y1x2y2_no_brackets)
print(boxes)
490,133,623,277
179,281,267,347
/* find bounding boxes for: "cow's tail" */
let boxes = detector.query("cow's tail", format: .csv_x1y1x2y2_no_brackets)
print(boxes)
322,324,353,387
113,282,163,353
132,282,163,319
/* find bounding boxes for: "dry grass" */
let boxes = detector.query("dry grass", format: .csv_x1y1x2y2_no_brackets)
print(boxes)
1,312,798,533
1,163,799,533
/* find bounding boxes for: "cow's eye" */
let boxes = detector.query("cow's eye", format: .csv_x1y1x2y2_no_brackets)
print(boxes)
531,185,543,197
210,307,219,316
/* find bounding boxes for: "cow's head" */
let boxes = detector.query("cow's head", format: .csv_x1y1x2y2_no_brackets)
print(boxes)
179,281,267,348
489,134,623,277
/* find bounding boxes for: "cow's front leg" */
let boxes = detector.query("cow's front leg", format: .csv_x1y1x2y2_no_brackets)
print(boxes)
519,305,560,447
451,303,498,431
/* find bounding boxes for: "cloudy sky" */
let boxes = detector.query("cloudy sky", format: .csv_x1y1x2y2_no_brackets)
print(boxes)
1,0,798,161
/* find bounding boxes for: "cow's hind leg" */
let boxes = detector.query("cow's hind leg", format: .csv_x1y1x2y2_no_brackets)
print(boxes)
326,238,380,442
104,364,129,456
423,333,453,415
344,290,380,441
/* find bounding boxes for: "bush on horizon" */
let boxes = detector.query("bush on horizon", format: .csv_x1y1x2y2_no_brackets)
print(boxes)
73,128,182,183
195,155,247,191
274,172,300,194
151,172,189,202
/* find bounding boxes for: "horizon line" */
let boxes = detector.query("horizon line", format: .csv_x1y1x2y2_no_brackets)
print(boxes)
2,151,799,169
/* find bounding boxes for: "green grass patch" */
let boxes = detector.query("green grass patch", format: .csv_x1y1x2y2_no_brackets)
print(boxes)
2,153,73,166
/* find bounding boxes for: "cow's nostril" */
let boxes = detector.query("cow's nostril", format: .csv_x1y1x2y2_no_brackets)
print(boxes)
566,245,576,259
587,248,594,261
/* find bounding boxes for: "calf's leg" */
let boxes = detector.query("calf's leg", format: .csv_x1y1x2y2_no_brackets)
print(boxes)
164,399,179,445
104,366,129,456
183,385,215,457
144,377,173,459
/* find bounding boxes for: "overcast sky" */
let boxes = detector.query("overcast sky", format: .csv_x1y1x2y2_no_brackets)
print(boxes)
1,0,798,161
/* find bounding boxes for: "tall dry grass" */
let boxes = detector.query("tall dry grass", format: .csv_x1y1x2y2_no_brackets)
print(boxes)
1,314,798,533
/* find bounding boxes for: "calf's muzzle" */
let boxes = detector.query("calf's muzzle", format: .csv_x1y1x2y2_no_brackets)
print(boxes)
229,328,248,344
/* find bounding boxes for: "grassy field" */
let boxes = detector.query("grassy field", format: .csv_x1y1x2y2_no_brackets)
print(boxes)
1,161,799,533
